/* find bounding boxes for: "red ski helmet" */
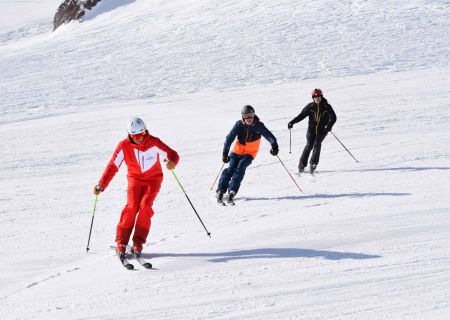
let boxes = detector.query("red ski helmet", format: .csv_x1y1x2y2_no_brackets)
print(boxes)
311,88,323,98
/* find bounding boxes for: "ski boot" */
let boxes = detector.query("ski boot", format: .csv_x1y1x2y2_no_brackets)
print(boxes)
116,244,127,260
309,164,317,174
216,190,225,204
227,190,236,205
131,244,143,257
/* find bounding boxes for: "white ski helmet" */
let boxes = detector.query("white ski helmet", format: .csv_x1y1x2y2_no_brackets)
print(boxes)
127,117,146,135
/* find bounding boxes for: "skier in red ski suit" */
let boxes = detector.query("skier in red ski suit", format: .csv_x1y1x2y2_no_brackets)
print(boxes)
93,117,179,254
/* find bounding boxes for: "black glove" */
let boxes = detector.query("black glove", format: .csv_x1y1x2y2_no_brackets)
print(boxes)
326,126,332,133
288,122,293,129
270,143,279,156
222,153,230,163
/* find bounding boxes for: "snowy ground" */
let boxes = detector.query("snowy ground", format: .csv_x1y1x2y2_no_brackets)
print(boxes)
1,0,449,123
1,1,450,319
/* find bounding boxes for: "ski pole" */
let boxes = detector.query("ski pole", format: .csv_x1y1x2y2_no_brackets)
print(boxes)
210,163,225,191
289,129,292,154
86,194,99,252
276,155,303,193
171,170,212,237
330,131,359,163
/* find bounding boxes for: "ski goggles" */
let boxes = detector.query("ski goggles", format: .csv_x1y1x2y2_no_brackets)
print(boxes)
242,113,255,119
130,131,146,140
312,94,321,98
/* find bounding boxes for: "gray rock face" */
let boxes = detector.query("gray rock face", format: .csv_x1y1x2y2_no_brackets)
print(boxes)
53,0,102,31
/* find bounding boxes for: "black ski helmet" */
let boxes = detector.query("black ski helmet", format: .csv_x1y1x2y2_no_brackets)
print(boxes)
241,105,255,116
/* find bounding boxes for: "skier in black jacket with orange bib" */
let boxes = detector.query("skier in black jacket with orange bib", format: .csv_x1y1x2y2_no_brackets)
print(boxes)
288,88,336,174
217,105,278,204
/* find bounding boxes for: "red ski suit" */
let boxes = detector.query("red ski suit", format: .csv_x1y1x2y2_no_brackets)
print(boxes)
98,132,179,247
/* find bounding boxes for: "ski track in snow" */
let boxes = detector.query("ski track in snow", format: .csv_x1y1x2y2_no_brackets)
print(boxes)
0,0,450,319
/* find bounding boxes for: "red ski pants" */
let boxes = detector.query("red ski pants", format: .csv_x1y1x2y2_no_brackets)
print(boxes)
115,180,161,246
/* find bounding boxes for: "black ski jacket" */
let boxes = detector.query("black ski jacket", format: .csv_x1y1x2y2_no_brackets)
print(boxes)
289,97,337,135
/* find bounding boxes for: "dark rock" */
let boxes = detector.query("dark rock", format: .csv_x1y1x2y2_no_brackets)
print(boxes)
83,0,102,10
53,0,103,31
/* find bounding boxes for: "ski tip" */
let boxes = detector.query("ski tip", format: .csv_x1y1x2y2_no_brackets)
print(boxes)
125,264,134,270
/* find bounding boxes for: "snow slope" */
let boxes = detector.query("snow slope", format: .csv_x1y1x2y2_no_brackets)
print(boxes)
1,0,450,319
1,0,449,122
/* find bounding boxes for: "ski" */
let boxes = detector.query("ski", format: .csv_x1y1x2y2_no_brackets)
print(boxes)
134,253,153,269
111,246,134,270
226,198,235,206
116,250,134,270
224,192,236,206
111,246,152,269
296,171,318,177
216,193,226,206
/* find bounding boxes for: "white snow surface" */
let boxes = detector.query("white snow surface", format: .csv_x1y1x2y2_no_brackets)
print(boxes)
1,0,450,319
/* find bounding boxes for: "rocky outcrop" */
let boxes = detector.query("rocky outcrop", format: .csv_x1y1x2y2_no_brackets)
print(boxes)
53,0,102,31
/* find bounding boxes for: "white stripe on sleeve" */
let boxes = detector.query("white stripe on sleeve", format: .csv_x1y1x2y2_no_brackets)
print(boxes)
113,150,124,168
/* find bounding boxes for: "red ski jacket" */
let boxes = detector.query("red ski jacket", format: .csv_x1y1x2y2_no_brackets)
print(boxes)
98,132,179,189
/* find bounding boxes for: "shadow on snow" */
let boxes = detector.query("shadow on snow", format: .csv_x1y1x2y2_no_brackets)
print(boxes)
240,192,410,202
82,0,136,21
319,166,450,173
145,248,381,263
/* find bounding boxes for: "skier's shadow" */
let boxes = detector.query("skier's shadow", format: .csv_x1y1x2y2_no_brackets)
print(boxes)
239,192,410,202
320,166,450,173
143,248,381,263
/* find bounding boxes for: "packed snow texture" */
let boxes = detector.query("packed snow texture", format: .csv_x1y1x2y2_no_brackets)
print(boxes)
1,0,449,123
0,0,449,319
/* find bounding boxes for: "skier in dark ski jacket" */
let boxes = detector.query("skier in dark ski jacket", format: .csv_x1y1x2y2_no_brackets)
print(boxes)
217,105,278,203
288,88,336,173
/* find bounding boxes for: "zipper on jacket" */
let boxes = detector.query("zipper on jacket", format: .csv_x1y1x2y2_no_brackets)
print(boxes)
315,103,321,135
243,127,250,153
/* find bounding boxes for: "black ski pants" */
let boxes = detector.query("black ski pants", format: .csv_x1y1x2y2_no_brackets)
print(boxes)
299,129,328,168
